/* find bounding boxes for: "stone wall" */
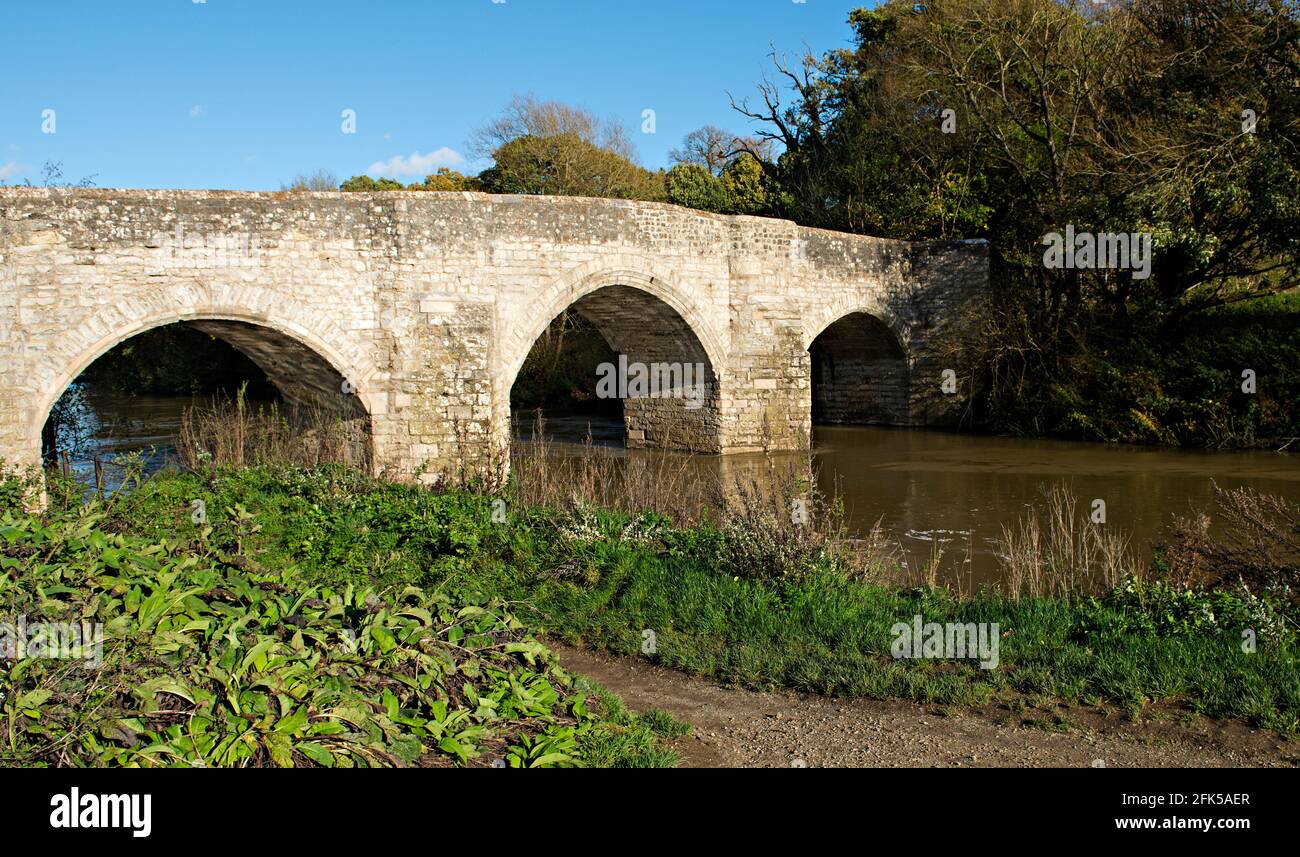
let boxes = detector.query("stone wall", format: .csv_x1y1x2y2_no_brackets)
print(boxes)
0,188,988,481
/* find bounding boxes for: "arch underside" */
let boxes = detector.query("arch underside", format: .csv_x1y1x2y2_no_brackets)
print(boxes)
48,319,373,470
528,285,722,453
809,312,911,426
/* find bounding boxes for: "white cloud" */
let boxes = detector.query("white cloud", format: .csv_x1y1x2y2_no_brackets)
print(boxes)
0,160,28,180
365,147,463,178
189,104,204,118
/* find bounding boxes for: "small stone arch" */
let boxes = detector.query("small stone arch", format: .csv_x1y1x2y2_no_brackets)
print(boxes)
805,306,912,426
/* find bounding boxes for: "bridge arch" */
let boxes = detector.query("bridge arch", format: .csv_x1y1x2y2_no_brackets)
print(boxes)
502,264,727,387
501,266,726,452
28,289,380,473
805,307,912,426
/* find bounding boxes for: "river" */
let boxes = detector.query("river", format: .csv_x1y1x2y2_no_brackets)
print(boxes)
56,392,1300,586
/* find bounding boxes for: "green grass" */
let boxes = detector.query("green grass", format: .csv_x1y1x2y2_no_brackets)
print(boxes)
60,464,1297,735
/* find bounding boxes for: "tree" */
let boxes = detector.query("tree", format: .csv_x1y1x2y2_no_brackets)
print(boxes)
283,168,339,192
472,95,664,201
471,94,638,162
664,156,773,215
719,154,770,215
665,163,729,211
339,175,405,192
735,0,1299,311
731,0,1300,441
418,168,479,191
669,126,736,176
670,125,775,176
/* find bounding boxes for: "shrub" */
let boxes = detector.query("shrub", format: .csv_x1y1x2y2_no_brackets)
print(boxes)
1078,576,1291,648
1159,484,1300,611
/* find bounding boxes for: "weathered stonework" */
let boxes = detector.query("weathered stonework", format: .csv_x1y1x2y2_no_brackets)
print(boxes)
0,188,988,481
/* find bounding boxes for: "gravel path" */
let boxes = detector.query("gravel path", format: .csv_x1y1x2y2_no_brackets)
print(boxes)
551,643,1300,768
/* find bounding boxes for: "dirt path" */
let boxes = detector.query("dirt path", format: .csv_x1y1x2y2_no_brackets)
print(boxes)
550,643,1300,768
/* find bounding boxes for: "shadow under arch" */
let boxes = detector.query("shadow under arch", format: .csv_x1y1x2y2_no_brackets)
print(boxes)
34,312,377,475
507,283,722,452
807,310,911,426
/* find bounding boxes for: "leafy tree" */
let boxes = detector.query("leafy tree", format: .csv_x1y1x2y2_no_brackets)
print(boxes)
417,168,479,191
665,155,773,215
477,133,664,200
719,154,770,215
472,95,664,201
737,0,1298,308
339,175,405,192
665,163,729,211
471,94,638,162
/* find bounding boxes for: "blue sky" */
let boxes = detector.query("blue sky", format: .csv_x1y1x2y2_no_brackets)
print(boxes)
0,1,870,190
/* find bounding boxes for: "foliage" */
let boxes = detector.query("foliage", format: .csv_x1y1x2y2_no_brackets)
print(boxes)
478,133,664,200
0,493,679,767
664,155,771,215
416,168,479,191
1,160,99,189
470,94,640,163
470,94,663,200
719,154,770,215
41,385,95,462
734,0,1300,446
1157,483,1300,613
339,175,406,192
664,163,729,213
339,169,480,193
1078,576,1292,646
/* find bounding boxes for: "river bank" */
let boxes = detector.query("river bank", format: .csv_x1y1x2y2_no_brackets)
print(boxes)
4,460,1295,769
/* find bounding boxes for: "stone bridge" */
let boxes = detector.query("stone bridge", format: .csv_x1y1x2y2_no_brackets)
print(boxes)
0,188,987,481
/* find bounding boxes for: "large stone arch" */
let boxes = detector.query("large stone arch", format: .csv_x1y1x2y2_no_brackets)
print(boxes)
801,296,910,354
804,305,913,426
498,264,727,452
23,284,382,474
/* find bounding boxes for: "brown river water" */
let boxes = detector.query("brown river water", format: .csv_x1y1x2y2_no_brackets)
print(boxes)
62,393,1300,587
